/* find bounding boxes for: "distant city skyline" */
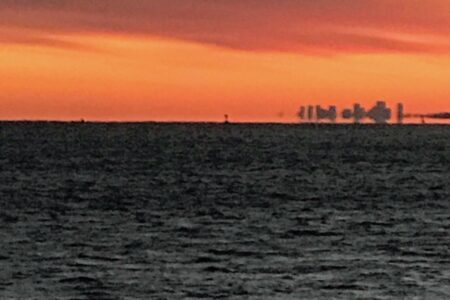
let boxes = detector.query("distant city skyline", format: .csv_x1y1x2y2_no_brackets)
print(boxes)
299,101,395,124
298,102,450,124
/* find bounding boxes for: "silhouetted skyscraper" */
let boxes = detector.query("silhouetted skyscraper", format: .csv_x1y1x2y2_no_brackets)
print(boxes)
397,103,404,124
298,106,306,120
353,104,366,123
367,101,391,124
307,106,314,121
316,105,337,122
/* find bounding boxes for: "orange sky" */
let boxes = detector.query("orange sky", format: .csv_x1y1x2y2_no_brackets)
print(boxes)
1,1,450,122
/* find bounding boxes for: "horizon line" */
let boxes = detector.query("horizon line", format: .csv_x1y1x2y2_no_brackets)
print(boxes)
0,119,449,126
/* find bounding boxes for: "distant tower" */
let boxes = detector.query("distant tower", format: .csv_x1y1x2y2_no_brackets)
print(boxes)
342,108,353,120
353,103,366,123
298,106,306,121
367,101,391,124
224,114,229,124
316,105,323,122
316,105,337,122
307,106,314,122
397,103,404,124
329,106,337,122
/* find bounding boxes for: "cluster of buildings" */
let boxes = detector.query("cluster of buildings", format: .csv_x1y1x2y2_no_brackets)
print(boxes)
298,101,405,124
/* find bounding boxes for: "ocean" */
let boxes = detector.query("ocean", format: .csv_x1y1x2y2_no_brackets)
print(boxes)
0,122,449,299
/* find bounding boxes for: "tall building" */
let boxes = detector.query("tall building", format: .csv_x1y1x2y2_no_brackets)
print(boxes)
298,106,306,120
307,106,315,121
367,101,391,124
316,105,337,122
397,103,404,124
353,103,366,123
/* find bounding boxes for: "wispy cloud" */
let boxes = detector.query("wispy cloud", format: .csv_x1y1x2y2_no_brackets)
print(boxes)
0,29,99,52
1,0,450,54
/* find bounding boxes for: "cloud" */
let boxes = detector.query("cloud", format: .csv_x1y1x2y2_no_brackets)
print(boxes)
1,0,450,54
0,29,99,52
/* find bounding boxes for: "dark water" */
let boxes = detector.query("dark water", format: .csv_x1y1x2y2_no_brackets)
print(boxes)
0,122,449,299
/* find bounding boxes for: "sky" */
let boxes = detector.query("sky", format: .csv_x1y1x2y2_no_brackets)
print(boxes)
1,0,450,122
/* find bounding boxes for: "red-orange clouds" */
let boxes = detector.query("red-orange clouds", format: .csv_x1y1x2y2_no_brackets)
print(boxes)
1,0,450,54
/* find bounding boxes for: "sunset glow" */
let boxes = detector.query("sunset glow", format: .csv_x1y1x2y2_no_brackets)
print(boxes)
1,1,450,122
